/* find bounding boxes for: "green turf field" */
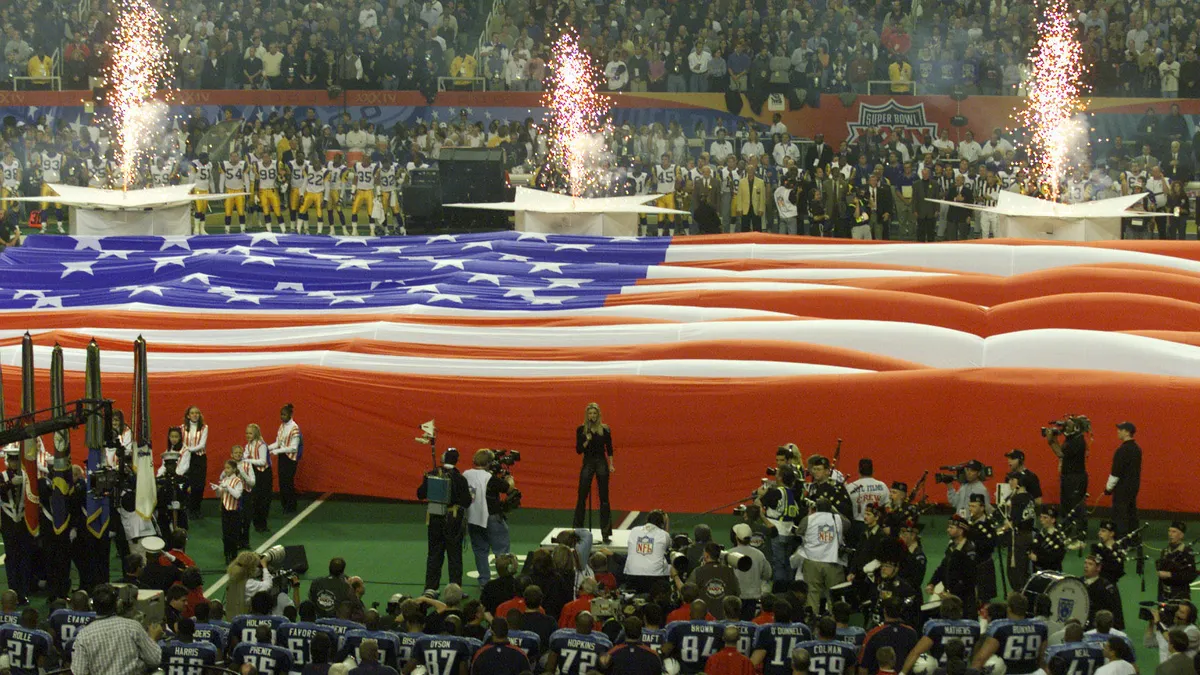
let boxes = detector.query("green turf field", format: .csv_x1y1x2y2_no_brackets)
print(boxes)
2,494,1186,674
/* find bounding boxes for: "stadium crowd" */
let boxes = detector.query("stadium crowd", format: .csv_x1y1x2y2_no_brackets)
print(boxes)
1,0,1198,97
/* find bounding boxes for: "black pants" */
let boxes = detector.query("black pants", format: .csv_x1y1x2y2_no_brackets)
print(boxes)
240,501,251,550
1008,530,1034,591
222,509,242,563
1,522,31,599
1060,472,1088,538
947,218,970,240
42,532,71,599
424,514,465,591
277,456,298,514
573,455,611,537
252,467,272,531
186,453,207,517
1167,216,1186,239
742,211,762,232
917,216,937,242
1112,490,1138,539
71,530,109,592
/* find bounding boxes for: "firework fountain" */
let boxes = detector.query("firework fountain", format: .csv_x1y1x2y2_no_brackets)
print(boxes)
103,0,174,190
540,30,614,197
1017,0,1087,201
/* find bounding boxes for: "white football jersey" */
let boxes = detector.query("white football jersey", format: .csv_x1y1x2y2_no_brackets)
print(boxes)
255,159,279,190
353,162,377,191
191,160,214,190
222,160,247,190
40,152,63,182
2,160,22,188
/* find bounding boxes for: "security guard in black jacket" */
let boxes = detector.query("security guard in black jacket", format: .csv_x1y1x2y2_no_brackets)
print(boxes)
1157,521,1196,602
418,448,472,595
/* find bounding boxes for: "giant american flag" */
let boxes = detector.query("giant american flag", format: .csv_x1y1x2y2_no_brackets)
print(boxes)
0,232,1198,514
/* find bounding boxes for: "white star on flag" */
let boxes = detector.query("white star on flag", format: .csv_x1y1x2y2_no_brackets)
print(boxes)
610,236,641,242
189,249,222,257
406,284,440,294
114,285,166,297
152,256,189,272
467,273,502,285
72,239,103,252
159,237,192,251
466,107,474,115
330,295,373,305
207,286,239,297
181,273,212,285
427,234,458,244
226,245,253,255
226,293,272,304
530,296,573,305
545,278,590,289
12,290,46,299
284,247,314,255
528,262,565,274
32,296,64,309
499,254,531,262
334,236,375,246
503,288,537,300
554,244,593,252
461,241,494,251
305,290,337,298
427,293,464,304
241,255,277,266
374,246,408,254
61,261,97,278
250,232,280,245
402,256,436,263
310,252,353,260
431,259,467,270
336,259,382,270
97,250,131,260
275,282,305,291
484,110,492,120
517,232,549,242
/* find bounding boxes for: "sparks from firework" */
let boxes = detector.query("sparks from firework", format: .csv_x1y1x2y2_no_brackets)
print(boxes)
541,29,613,197
104,0,174,190
1017,0,1086,201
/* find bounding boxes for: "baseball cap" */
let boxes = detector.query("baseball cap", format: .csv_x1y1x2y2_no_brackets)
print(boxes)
968,494,985,505
442,448,460,466
1040,505,1059,519
732,523,752,541
948,514,972,530
1170,521,1187,534
964,460,984,471
891,481,908,493
1116,421,1137,435
1005,449,1025,460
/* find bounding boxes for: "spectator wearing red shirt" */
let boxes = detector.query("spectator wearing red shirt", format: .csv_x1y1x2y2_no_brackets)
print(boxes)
752,594,777,625
559,578,598,628
666,583,715,624
704,625,756,675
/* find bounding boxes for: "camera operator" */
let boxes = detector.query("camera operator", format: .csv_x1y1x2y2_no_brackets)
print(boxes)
623,510,671,594
730,523,771,620
756,465,802,593
687,542,741,619
945,460,989,519
1156,521,1197,602
463,449,514,585
416,449,472,595
1143,601,1200,663
1004,450,1042,505
791,498,851,615
1105,422,1142,538
1045,416,1090,540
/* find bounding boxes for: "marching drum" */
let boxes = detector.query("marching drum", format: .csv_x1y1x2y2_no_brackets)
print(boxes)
1023,570,1089,633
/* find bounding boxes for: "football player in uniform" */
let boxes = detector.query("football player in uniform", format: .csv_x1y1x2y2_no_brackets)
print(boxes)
221,154,249,233
899,595,980,675
191,152,216,235
299,153,328,234
545,611,613,675
793,616,857,675
230,593,289,646
230,625,294,675
750,600,812,675
662,601,722,674
276,602,338,669
192,602,230,656
377,155,405,235
337,619,402,668
160,618,220,675
1045,623,1104,675
38,143,66,232
971,592,1048,675
287,153,307,232
407,630,479,675
653,153,680,236
48,591,95,649
324,154,349,235
150,153,176,188
485,608,542,664
350,158,379,236
0,149,20,217
0,608,53,675
254,153,284,233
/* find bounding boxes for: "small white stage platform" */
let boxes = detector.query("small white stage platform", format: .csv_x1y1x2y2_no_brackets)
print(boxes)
7,184,238,237
930,191,1162,241
446,187,690,237
541,527,633,554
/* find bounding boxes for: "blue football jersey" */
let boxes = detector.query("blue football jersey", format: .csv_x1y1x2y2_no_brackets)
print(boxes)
483,628,541,663
160,640,220,675
277,621,339,666
548,628,614,675
316,617,365,638
230,614,290,645
665,620,723,674
0,625,53,675
1082,632,1135,654
394,631,421,666
339,629,402,667
793,638,857,675
752,623,815,675
837,625,866,648
985,619,1048,675
0,613,18,625
642,627,667,653
1045,641,1105,675
48,609,96,646
230,641,295,675
722,620,758,656
923,619,981,663
194,622,230,655
413,634,477,675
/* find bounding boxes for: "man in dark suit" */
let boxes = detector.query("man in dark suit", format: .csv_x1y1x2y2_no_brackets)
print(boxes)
823,170,848,237
912,167,941,242
692,165,723,234
1156,628,1195,675
1165,140,1193,181
808,133,835,171
866,174,895,240
945,174,974,240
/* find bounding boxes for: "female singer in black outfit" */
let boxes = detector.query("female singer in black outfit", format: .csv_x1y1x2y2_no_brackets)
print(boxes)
574,402,615,542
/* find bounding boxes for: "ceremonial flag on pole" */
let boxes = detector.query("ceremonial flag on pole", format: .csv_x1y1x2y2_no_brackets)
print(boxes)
20,332,39,536
84,340,109,538
48,344,72,535
132,336,155,521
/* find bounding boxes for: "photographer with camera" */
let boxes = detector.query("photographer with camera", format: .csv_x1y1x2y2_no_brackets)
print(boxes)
1105,422,1142,538
1143,601,1200,663
417,448,472,595
730,523,772,620
1156,521,1197,603
942,460,990,518
1044,415,1090,541
463,449,516,585
757,465,802,593
792,498,851,615
689,542,742,619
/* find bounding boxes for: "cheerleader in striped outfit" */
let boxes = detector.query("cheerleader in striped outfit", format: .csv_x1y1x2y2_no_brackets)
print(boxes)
977,174,1003,239
215,459,245,564
268,404,301,515
230,445,257,550
243,424,272,534
181,407,208,520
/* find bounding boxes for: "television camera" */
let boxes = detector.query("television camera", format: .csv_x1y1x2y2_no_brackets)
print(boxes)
1040,414,1091,438
489,449,524,513
934,462,993,484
